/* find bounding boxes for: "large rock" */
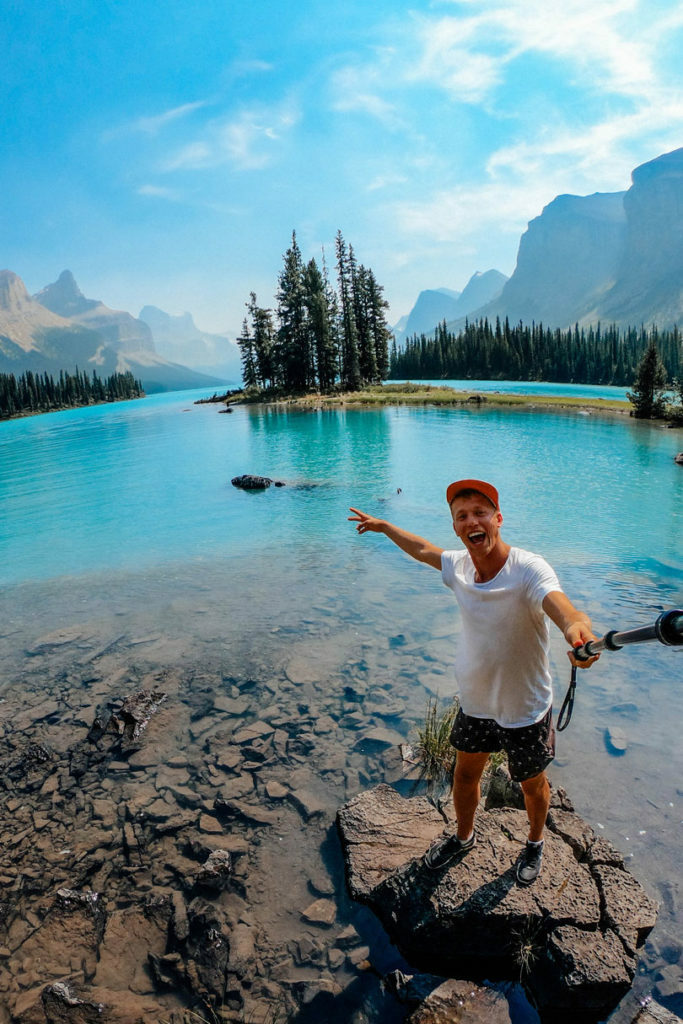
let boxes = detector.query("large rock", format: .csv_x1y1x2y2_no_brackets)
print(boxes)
231,474,284,490
41,982,105,1023
337,783,658,1018
385,969,512,1024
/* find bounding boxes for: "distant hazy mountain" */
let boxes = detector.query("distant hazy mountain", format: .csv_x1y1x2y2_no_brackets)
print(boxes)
0,269,227,393
35,270,155,354
139,305,241,381
447,146,683,332
394,271,507,343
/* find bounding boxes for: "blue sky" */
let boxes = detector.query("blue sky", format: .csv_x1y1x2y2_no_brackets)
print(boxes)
3,0,683,333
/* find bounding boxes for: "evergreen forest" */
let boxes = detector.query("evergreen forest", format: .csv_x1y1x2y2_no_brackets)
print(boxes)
237,230,392,393
0,368,144,420
388,318,681,387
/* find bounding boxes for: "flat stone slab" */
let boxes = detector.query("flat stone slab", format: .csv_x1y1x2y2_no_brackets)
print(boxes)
337,784,658,1019
386,970,512,1024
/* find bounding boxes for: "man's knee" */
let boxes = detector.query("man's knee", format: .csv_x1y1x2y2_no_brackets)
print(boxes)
520,771,549,797
453,751,489,787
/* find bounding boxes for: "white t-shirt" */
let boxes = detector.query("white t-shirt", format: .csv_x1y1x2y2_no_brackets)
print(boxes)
441,546,562,728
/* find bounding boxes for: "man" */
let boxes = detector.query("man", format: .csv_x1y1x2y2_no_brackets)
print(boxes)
348,479,598,885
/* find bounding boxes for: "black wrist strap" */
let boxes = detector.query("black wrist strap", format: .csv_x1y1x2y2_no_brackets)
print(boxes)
557,664,577,732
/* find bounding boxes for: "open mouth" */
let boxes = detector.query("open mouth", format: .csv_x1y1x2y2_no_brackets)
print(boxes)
467,531,487,545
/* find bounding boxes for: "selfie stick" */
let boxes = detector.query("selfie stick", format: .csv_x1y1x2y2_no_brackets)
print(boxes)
572,608,683,661
558,609,682,731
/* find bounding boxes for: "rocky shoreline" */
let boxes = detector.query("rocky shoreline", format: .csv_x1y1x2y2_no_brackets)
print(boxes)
1,590,681,1023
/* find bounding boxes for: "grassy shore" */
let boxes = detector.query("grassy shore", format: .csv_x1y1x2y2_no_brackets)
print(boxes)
224,381,632,415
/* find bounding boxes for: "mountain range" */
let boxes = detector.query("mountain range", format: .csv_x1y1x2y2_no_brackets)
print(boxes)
392,271,508,344
2,147,681,391
396,146,683,339
138,305,240,381
0,270,240,393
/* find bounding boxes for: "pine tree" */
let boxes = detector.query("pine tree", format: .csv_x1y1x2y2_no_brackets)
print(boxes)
353,263,378,384
247,293,276,388
276,232,311,392
303,257,338,392
236,317,258,389
627,339,669,418
363,267,391,382
335,231,361,390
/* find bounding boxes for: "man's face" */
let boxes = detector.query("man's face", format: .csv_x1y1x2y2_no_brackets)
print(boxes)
450,493,503,557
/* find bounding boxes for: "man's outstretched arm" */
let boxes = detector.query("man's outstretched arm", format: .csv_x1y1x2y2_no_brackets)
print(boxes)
348,507,443,570
542,591,600,668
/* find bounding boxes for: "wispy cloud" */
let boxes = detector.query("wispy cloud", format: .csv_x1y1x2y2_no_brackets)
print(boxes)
330,60,403,127
366,172,409,192
406,0,670,106
137,184,182,201
124,101,208,136
392,179,550,246
163,101,300,172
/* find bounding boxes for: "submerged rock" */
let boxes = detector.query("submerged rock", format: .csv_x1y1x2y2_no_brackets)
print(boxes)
386,969,512,1024
88,689,168,747
41,982,105,1021
337,783,658,1019
231,474,285,490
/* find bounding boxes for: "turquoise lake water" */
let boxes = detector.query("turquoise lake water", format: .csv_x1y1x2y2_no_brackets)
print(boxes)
1,387,682,1019
393,378,632,401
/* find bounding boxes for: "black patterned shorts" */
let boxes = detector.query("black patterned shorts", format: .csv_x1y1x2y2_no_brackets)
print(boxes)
449,706,555,783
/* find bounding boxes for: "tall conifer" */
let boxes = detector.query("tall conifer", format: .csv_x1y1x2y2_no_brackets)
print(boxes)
335,231,361,390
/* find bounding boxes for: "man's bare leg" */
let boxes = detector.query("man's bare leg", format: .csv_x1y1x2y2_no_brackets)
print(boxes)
452,750,490,839
520,770,550,842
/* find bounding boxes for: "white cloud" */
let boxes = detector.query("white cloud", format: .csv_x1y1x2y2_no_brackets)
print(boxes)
488,95,683,188
366,172,409,192
404,16,504,103
392,179,549,246
406,0,667,104
329,60,404,128
128,101,208,135
137,184,182,200
226,58,273,79
163,101,300,172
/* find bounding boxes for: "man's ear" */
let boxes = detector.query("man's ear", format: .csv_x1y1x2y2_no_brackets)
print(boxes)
496,511,503,527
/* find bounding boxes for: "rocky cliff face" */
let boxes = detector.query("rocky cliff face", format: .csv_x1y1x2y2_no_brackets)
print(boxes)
34,270,155,354
497,191,626,325
594,148,683,327
448,146,683,331
451,192,626,331
0,270,76,352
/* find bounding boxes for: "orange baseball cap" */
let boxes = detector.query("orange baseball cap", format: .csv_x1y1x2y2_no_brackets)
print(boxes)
446,479,499,509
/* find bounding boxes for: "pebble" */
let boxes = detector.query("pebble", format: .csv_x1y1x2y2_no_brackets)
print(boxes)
301,899,337,927
199,814,223,834
605,726,628,754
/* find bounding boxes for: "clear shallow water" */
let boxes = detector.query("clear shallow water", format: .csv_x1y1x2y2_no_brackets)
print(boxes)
1,389,682,1018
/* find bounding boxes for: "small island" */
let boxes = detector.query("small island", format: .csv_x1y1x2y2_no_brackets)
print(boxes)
203,228,683,425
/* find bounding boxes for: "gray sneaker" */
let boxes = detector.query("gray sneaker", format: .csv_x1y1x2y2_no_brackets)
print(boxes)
516,841,544,885
424,831,475,871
